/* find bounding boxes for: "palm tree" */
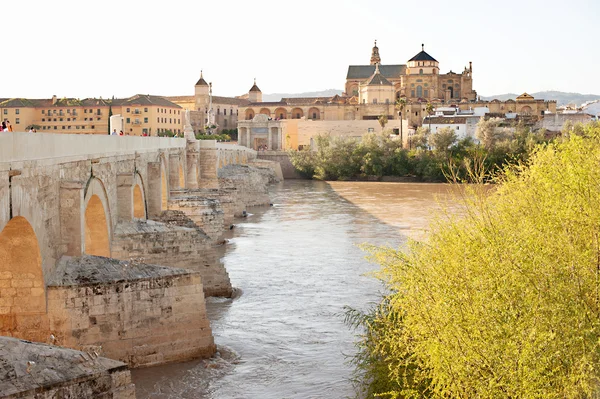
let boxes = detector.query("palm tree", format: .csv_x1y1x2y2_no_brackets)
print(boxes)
425,102,435,133
378,114,388,131
395,97,407,147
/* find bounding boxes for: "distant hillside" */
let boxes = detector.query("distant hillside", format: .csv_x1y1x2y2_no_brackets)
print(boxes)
262,89,343,102
481,91,600,107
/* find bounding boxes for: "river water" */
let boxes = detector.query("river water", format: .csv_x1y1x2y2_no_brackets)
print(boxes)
132,181,460,399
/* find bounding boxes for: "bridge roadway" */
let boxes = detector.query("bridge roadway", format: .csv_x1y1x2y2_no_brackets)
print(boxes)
0,132,271,370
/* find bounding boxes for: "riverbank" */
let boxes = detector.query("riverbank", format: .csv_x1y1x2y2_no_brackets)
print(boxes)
132,180,460,398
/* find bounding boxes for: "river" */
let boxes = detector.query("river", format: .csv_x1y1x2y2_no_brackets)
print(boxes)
132,180,461,399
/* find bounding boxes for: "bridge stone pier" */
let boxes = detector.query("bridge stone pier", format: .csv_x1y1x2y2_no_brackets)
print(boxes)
0,132,280,380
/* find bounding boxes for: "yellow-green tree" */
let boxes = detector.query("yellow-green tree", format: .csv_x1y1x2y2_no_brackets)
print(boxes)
358,122,600,398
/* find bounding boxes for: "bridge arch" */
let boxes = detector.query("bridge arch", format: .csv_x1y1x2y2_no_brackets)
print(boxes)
133,172,147,220
84,177,111,257
0,216,48,340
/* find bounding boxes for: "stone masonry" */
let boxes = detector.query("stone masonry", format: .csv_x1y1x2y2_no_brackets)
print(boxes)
46,255,216,368
111,214,232,297
0,336,135,398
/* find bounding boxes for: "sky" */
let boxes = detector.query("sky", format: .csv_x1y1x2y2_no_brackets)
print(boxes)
2,0,598,100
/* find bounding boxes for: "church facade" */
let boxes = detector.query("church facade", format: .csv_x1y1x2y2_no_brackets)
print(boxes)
345,41,477,103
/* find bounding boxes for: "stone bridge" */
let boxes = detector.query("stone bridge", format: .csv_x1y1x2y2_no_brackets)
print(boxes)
0,132,280,372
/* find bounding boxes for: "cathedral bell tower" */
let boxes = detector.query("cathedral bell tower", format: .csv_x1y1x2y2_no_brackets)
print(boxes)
370,40,381,65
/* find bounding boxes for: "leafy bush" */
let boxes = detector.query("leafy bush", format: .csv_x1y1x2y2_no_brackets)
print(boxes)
350,122,600,398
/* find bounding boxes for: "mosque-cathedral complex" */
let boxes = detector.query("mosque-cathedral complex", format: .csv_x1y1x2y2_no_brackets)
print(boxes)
0,42,556,149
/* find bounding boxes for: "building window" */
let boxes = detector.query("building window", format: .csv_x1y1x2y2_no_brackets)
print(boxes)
54,126,57,130
144,117,148,123
368,128,375,132
3,109,7,115
126,108,130,113
417,86,423,98
67,118,70,121
68,126,71,129
15,118,19,124
126,118,130,123
424,89,429,97
60,118,63,121
411,90,415,97
419,69,423,75
157,117,160,123
42,110,45,114
42,118,45,122
15,109,20,115
373,99,377,104
144,108,148,112
97,109,101,115
224,109,227,115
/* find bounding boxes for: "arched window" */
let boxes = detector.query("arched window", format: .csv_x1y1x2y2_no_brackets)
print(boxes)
419,69,423,75
424,89,429,98
416,86,423,98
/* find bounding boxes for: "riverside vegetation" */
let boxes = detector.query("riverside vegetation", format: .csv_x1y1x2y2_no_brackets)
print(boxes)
343,121,600,398
287,118,588,182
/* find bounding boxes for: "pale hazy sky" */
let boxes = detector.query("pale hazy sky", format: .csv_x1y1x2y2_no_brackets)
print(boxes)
3,0,598,100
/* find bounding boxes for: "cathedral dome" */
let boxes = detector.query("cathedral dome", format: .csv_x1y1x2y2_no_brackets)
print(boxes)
408,44,438,63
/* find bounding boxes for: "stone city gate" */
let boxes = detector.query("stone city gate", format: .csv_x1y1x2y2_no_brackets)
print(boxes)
0,132,270,370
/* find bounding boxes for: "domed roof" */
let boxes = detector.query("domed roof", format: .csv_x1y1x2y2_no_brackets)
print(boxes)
249,78,261,93
409,44,438,63
195,71,208,86
365,63,392,86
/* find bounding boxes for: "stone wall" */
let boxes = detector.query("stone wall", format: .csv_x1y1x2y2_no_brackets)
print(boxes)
536,113,594,132
167,196,225,241
0,336,135,398
218,163,279,208
46,256,216,368
257,152,300,179
111,215,232,297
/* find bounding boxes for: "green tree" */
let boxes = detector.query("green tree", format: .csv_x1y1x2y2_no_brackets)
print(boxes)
411,127,430,150
475,116,504,149
378,114,388,131
429,126,457,156
107,105,113,135
425,102,434,133
353,122,600,398
395,97,408,146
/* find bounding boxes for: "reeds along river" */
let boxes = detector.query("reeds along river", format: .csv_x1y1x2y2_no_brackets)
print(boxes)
132,180,462,399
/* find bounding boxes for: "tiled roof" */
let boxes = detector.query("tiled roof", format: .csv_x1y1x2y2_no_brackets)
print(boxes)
346,65,406,80
281,97,332,105
164,95,194,102
195,74,208,86
247,101,287,107
118,94,181,108
365,69,392,86
212,96,250,106
424,116,468,124
408,50,438,62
